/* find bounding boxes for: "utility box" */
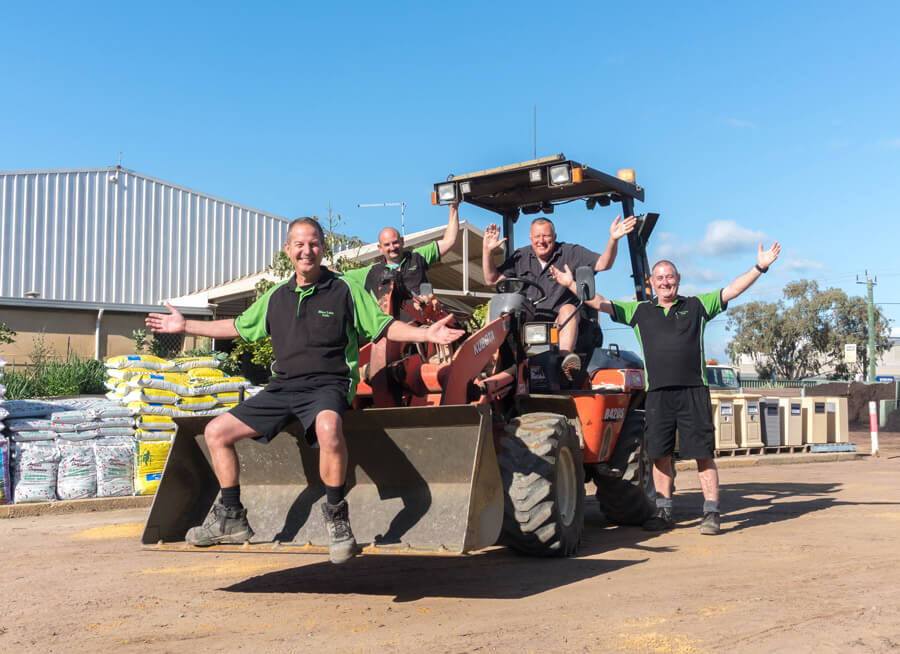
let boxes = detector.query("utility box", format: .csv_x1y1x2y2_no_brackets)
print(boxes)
801,397,828,444
784,398,803,446
761,397,782,446
711,395,737,449
825,397,849,443
733,394,764,447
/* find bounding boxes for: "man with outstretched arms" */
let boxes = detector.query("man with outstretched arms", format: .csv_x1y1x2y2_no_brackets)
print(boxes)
344,203,459,314
482,214,636,378
550,241,781,534
146,217,463,563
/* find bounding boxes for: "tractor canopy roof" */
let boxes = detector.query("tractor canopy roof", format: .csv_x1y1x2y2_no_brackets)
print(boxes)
432,154,644,217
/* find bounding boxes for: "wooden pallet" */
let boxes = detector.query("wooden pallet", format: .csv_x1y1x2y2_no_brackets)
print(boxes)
715,446,765,457
763,445,810,455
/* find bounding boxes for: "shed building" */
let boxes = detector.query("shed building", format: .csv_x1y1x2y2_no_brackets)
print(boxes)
0,166,289,363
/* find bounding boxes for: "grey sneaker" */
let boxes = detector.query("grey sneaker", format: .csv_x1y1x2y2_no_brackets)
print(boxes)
700,511,721,535
186,503,253,546
642,506,675,532
321,499,359,564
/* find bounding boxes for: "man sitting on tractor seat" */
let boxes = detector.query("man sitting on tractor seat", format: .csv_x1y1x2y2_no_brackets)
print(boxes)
482,214,636,379
344,202,459,317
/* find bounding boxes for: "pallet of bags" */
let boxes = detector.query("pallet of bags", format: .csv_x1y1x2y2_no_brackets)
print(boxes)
105,354,172,372
11,436,60,503
134,431,173,496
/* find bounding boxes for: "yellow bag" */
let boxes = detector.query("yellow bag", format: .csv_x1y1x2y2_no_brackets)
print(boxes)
105,355,171,371
169,356,220,372
127,402,191,418
213,391,241,405
122,388,180,404
134,439,172,495
135,428,176,440
176,394,217,411
128,373,193,396
134,414,177,431
107,367,155,381
189,367,225,379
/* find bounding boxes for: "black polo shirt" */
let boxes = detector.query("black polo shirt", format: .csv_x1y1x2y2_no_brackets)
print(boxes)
233,268,393,402
497,241,600,315
343,242,440,304
610,291,727,391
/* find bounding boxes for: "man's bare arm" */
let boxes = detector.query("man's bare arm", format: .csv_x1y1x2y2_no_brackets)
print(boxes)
721,241,781,303
386,315,464,344
482,223,507,286
436,203,460,257
594,215,637,272
146,302,240,339
550,265,615,315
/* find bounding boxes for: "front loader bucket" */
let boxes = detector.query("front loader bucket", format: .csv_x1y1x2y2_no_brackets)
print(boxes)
142,405,503,555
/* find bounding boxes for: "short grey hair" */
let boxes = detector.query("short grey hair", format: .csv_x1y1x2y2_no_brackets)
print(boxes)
651,259,679,276
530,217,556,233
286,217,325,244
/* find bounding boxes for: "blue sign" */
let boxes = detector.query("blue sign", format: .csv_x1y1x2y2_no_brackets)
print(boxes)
876,376,895,383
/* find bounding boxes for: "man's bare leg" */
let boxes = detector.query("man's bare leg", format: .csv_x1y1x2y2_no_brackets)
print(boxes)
315,410,358,563
557,303,579,355
643,456,676,531
697,457,721,534
187,412,260,546
203,412,262,488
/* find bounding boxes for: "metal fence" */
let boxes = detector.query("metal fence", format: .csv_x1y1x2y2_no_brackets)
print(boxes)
740,379,827,389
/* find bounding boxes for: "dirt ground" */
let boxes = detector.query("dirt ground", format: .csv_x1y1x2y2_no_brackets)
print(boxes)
2,431,899,654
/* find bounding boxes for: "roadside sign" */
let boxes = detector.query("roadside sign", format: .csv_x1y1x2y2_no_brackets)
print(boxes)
876,376,894,383
844,343,857,363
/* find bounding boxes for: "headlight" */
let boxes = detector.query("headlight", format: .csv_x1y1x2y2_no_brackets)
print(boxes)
549,164,572,185
437,183,457,203
524,323,550,345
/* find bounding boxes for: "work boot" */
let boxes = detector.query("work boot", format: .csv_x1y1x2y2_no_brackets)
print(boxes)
561,353,581,381
642,505,675,532
186,503,254,546
700,511,721,535
322,499,359,564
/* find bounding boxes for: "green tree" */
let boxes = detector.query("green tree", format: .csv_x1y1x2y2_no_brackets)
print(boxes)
725,280,891,380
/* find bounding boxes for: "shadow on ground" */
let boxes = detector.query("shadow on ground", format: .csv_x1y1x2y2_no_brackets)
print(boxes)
220,500,667,602
671,481,900,533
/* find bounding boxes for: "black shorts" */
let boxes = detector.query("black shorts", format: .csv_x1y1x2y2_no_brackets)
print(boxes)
645,386,715,460
228,379,351,446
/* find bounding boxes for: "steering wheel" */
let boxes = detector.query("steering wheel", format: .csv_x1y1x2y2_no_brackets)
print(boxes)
496,277,547,305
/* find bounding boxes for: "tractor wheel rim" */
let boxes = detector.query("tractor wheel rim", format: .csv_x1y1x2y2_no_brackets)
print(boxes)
558,446,577,527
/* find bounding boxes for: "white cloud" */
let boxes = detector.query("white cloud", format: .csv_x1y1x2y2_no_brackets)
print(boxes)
783,257,826,272
697,220,767,256
682,265,720,283
724,118,757,129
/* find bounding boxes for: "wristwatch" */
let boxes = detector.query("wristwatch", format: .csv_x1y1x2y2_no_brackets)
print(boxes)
755,264,768,273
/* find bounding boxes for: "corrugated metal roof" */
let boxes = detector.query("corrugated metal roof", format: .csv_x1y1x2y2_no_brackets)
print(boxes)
0,166,289,308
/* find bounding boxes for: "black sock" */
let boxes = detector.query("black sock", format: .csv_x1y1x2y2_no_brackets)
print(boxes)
325,484,345,505
220,485,242,509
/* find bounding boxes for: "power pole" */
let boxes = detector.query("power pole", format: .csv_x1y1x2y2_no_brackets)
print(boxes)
857,271,878,382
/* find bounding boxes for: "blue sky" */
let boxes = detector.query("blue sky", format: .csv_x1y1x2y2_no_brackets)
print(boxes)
3,2,899,360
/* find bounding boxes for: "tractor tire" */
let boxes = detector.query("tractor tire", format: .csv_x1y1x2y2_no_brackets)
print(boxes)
498,412,584,556
594,409,656,525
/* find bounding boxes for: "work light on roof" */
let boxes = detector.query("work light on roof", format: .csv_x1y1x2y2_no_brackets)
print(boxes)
459,181,471,194
529,168,542,183
437,183,457,203
548,164,572,185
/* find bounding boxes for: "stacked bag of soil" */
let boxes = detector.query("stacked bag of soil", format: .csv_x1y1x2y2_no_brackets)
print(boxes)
0,358,10,504
103,354,251,495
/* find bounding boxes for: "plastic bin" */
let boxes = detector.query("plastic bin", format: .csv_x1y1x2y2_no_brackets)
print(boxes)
801,397,828,444
825,397,849,443
711,395,737,449
761,397,782,446
733,394,763,447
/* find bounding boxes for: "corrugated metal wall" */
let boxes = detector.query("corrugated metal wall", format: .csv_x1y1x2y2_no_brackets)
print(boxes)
0,167,289,306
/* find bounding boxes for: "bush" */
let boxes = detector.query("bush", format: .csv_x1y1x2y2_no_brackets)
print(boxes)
3,355,106,399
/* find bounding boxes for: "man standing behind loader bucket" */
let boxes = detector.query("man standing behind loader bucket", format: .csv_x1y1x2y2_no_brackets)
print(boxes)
482,214,636,379
550,240,780,534
146,218,463,563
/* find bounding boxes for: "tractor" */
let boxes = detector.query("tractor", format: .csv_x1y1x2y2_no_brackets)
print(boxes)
143,154,659,557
